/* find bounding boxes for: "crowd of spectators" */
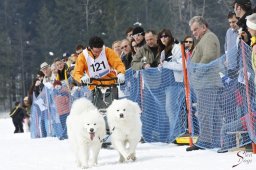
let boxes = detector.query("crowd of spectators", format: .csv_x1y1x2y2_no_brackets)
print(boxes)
10,0,256,153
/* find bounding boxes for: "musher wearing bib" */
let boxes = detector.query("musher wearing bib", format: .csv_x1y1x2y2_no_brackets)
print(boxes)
73,36,125,90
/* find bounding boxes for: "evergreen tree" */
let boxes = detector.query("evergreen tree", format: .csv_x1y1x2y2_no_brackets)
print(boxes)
35,3,61,63
0,0,254,111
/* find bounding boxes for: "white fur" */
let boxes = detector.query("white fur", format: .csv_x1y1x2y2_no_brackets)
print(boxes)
67,98,106,169
107,98,142,162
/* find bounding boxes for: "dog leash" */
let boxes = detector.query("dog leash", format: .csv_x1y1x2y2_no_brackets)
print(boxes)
100,127,115,143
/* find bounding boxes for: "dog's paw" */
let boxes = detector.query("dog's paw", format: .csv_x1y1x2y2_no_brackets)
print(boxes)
81,164,89,169
131,156,136,161
127,153,136,161
90,161,98,166
80,161,89,169
127,154,134,160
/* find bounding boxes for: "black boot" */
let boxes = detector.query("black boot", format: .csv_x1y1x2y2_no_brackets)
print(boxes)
186,144,204,151
14,128,19,133
217,148,228,153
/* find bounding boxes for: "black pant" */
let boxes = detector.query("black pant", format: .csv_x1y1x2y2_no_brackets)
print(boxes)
92,86,118,134
92,86,118,109
12,118,24,133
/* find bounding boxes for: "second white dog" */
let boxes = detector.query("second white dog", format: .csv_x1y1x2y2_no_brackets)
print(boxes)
67,98,106,169
107,98,142,162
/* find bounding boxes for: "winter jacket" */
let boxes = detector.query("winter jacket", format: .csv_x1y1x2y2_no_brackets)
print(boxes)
131,44,159,70
73,47,125,89
9,106,25,120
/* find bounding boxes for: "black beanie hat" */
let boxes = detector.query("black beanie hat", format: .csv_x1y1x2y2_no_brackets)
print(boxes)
132,26,145,36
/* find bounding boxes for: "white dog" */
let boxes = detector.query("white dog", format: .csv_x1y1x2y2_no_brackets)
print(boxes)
107,98,142,162
67,98,106,169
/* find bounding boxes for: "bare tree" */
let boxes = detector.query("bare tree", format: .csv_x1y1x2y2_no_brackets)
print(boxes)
202,0,206,17
80,0,103,38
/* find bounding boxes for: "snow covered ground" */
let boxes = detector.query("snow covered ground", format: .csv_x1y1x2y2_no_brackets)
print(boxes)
0,111,8,118
0,117,256,170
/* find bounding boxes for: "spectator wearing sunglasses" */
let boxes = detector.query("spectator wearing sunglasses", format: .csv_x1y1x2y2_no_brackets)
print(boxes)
157,28,186,141
157,29,183,81
132,26,146,48
183,36,195,58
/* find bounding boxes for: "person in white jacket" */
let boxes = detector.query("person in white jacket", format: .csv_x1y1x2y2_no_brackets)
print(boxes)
157,29,186,141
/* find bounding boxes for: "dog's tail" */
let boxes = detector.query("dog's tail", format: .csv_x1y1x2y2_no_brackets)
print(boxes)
70,97,97,115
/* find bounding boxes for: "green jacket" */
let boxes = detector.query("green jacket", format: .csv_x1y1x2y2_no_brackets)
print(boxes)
131,45,159,70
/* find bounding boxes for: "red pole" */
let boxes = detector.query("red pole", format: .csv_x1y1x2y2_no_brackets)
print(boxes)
241,41,256,154
180,44,193,146
140,72,144,113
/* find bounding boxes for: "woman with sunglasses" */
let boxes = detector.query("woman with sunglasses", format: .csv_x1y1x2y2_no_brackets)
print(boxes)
157,28,186,142
183,36,195,58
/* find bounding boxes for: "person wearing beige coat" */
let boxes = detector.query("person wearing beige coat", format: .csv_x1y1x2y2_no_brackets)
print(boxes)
186,16,223,151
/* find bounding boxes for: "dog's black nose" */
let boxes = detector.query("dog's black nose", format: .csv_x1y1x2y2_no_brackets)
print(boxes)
120,113,124,118
90,128,94,132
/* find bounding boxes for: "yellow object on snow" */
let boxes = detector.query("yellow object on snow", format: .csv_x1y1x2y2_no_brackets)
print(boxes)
175,136,198,144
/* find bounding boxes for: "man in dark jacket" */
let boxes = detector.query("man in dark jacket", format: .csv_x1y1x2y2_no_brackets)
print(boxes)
233,0,252,44
131,30,159,70
9,102,25,133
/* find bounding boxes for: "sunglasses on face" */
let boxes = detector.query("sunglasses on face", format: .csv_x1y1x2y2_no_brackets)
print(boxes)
132,32,143,38
160,35,169,38
185,41,193,44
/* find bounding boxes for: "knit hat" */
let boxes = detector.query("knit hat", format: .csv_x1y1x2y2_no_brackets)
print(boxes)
246,13,256,30
132,26,145,36
40,62,49,70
